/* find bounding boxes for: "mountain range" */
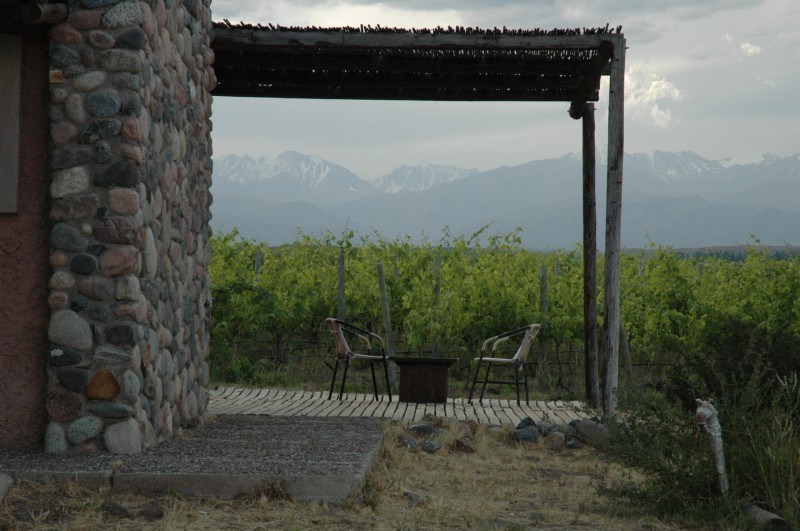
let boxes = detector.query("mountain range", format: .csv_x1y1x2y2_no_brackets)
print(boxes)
209,150,800,249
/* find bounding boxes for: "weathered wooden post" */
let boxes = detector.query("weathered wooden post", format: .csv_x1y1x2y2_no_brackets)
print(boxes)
377,261,397,385
537,265,548,379
337,251,345,321
582,103,601,408
602,35,626,417
432,252,441,356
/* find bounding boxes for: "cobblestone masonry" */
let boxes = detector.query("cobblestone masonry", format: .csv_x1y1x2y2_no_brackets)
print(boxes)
44,0,216,454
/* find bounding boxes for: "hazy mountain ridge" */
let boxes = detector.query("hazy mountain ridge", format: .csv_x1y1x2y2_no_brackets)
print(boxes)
373,163,478,193
210,151,800,248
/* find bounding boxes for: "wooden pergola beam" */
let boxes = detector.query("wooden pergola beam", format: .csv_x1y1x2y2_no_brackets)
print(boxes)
214,69,587,90
211,83,587,102
214,50,610,75
213,27,619,51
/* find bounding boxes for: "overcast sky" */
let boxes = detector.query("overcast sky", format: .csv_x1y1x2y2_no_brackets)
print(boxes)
209,0,800,180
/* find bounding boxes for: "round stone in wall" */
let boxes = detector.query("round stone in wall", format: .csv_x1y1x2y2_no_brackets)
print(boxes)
46,387,83,423
86,30,115,50
78,276,114,300
120,370,141,402
72,70,105,92
51,44,80,67
102,2,144,29
57,367,89,393
86,368,120,399
116,27,147,50
78,119,121,144
51,194,101,222
114,275,141,301
50,166,90,198
48,310,93,350
108,188,139,215
66,415,104,445
47,345,83,366
49,271,76,290
70,254,98,275
106,323,136,346
51,223,89,253
143,228,157,280
94,345,134,366
45,423,67,454
86,88,121,118
104,418,141,454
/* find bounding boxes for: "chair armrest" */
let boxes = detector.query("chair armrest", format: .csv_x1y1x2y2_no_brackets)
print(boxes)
492,336,512,352
492,324,541,351
327,318,386,353
481,335,499,352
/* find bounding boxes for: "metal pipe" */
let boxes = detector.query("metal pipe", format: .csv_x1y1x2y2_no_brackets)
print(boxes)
21,4,69,24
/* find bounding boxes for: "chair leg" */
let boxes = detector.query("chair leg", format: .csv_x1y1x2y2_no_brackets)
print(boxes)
339,357,350,400
369,360,379,400
468,360,482,403
382,360,392,402
479,362,493,404
514,365,521,406
329,359,340,400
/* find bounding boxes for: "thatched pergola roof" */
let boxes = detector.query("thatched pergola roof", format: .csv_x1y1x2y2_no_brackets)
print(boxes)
211,22,621,116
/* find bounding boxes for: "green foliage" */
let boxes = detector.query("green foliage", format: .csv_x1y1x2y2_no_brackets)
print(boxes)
598,391,730,525
209,231,800,527
210,233,800,377
724,372,800,524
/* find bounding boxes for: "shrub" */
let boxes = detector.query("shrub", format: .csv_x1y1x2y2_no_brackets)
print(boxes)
598,390,730,525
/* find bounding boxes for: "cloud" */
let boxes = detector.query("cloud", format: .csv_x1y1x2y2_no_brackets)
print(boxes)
755,75,775,88
740,41,762,56
625,68,684,128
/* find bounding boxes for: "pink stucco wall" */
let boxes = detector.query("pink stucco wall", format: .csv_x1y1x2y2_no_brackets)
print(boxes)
0,22,50,450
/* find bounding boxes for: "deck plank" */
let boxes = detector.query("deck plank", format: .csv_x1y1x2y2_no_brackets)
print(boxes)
208,387,587,426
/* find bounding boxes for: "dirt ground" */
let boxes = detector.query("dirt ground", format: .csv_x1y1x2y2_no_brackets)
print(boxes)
0,420,686,530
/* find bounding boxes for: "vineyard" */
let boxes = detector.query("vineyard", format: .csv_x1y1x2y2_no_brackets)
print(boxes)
209,227,800,525
208,227,800,397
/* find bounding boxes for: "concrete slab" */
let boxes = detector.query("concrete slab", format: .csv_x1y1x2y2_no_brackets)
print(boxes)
13,470,112,490
0,415,384,504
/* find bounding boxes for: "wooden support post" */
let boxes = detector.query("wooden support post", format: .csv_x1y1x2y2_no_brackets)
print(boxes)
432,253,441,356
337,252,345,321
582,103,600,408
602,36,626,417
377,261,397,385
537,265,548,376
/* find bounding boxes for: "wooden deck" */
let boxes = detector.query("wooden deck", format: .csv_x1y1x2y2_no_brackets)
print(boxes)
208,387,589,427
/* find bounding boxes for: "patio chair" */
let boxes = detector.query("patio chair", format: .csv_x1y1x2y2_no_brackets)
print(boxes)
324,317,392,402
468,323,541,406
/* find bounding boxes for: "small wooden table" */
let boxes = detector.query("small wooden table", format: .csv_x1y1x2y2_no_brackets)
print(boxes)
390,357,458,403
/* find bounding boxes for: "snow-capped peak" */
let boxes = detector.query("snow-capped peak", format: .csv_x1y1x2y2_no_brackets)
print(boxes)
213,151,352,189
374,163,478,193
632,150,723,181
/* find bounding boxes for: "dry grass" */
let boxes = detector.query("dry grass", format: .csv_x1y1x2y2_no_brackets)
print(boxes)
1,420,685,530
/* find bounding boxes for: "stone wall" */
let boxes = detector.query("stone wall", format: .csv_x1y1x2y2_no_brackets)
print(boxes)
44,0,215,454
